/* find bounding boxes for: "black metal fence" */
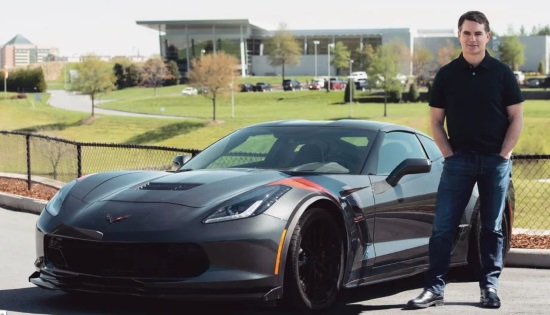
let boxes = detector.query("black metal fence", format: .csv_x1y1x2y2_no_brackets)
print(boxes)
0,131,548,236
0,131,200,186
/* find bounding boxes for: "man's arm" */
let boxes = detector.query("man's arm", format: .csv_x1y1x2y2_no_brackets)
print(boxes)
500,103,524,159
430,107,453,158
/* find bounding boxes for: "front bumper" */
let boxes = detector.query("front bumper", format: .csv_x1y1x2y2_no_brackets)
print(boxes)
30,212,289,302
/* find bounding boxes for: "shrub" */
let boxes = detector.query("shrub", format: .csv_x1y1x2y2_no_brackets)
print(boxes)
407,82,420,102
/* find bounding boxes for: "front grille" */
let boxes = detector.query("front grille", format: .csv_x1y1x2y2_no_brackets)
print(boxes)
45,236,209,278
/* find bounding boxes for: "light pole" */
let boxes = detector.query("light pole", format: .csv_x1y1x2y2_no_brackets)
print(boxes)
327,43,334,78
313,40,320,78
349,59,354,118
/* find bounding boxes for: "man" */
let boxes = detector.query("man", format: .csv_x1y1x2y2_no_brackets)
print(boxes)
406,11,524,309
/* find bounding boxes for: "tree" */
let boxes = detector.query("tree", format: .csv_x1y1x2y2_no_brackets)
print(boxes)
264,24,302,83
413,46,434,80
499,36,525,71
71,55,116,117
331,41,351,76
369,44,402,117
36,140,76,180
437,40,461,69
187,52,239,121
533,25,550,36
355,43,376,74
125,63,142,88
387,39,411,75
141,58,170,96
113,63,126,89
344,78,356,103
164,60,181,86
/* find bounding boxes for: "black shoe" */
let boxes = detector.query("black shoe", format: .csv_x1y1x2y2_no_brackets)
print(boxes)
480,287,501,308
406,289,444,309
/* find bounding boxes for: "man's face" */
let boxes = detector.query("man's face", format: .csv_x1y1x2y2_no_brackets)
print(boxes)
458,20,490,56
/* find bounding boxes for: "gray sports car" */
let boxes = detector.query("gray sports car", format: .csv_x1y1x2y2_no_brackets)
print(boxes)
29,120,514,311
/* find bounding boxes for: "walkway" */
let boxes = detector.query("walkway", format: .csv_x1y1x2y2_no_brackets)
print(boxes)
47,90,184,119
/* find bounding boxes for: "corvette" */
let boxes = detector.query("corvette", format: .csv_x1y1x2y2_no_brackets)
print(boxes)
29,120,514,311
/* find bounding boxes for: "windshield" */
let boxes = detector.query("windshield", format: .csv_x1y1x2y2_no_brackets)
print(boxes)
181,125,375,174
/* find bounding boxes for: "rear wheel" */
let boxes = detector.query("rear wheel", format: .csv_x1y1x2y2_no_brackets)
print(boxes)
463,199,512,280
283,208,344,311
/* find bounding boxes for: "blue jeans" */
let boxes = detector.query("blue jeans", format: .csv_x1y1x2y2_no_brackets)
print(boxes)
425,151,511,295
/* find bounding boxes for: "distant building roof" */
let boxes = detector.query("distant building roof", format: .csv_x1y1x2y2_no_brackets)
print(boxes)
4,34,33,46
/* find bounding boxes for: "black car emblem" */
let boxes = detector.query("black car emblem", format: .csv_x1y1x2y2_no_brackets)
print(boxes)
106,214,131,224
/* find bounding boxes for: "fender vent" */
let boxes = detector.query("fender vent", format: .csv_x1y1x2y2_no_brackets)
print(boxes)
137,182,201,191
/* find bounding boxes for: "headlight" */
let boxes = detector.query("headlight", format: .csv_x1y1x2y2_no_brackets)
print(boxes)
203,185,291,224
44,180,77,217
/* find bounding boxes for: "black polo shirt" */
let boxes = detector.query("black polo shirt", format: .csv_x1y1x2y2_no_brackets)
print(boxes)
429,51,524,154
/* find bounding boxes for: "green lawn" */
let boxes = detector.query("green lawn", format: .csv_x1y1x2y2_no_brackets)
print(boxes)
1,84,548,153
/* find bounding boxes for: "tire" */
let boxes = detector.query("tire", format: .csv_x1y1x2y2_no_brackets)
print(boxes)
283,208,344,311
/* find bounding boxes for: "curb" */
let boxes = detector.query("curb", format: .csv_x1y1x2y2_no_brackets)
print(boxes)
506,248,550,268
0,191,46,214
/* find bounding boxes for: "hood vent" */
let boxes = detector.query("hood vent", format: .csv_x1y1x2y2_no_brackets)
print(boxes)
137,182,202,191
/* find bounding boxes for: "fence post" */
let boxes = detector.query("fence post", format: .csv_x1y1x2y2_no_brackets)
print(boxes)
77,144,82,178
26,134,31,190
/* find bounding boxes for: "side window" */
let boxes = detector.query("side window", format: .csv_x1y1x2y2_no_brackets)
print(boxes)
419,134,443,161
376,132,427,175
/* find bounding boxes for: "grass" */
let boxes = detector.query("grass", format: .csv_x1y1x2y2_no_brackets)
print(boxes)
512,160,550,230
2,84,549,153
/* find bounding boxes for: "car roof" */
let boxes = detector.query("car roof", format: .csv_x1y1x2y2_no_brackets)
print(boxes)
246,119,424,134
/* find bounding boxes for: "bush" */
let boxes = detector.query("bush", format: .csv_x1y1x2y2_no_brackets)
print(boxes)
407,82,420,102
5,67,47,93
344,79,356,103
388,89,402,103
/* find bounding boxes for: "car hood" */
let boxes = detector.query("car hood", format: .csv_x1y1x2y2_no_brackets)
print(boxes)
72,169,291,208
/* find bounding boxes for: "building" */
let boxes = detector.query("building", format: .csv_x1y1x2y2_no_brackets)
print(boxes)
136,19,550,77
0,34,59,69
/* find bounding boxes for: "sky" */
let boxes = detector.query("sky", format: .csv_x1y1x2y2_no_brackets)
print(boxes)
2,0,548,57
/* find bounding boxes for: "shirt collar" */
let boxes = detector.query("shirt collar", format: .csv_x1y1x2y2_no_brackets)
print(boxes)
458,50,493,70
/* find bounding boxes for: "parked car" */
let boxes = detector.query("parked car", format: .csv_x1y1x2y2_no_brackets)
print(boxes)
181,87,198,96
526,78,540,88
254,82,272,92
282,78,302,91
355,78,368,91
348,71,368,82
396,73,407,85
308,79,324,90
329,77,346,90
239,83,255,92
28,119,514,311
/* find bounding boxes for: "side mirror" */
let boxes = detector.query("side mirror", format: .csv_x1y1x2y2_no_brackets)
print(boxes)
386,158,432,187
172,155,192,169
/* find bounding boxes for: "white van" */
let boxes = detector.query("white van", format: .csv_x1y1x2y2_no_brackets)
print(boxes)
348,71,368,82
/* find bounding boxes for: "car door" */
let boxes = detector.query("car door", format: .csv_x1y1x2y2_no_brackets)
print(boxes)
369,131,440,275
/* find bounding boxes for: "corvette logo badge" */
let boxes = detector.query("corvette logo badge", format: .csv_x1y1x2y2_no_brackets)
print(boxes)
106,214,131,224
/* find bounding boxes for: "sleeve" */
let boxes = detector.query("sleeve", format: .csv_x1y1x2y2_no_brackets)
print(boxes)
429,69,445,109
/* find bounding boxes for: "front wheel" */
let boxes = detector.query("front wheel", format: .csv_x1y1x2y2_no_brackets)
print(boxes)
283,208,344,311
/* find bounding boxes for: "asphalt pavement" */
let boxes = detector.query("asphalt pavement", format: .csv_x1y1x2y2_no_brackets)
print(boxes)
47,90,185,119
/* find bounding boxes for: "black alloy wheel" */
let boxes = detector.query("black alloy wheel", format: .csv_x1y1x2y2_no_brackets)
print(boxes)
284,208,344,311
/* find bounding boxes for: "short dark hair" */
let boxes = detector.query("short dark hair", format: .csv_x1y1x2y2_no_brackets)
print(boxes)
458,11,490,33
